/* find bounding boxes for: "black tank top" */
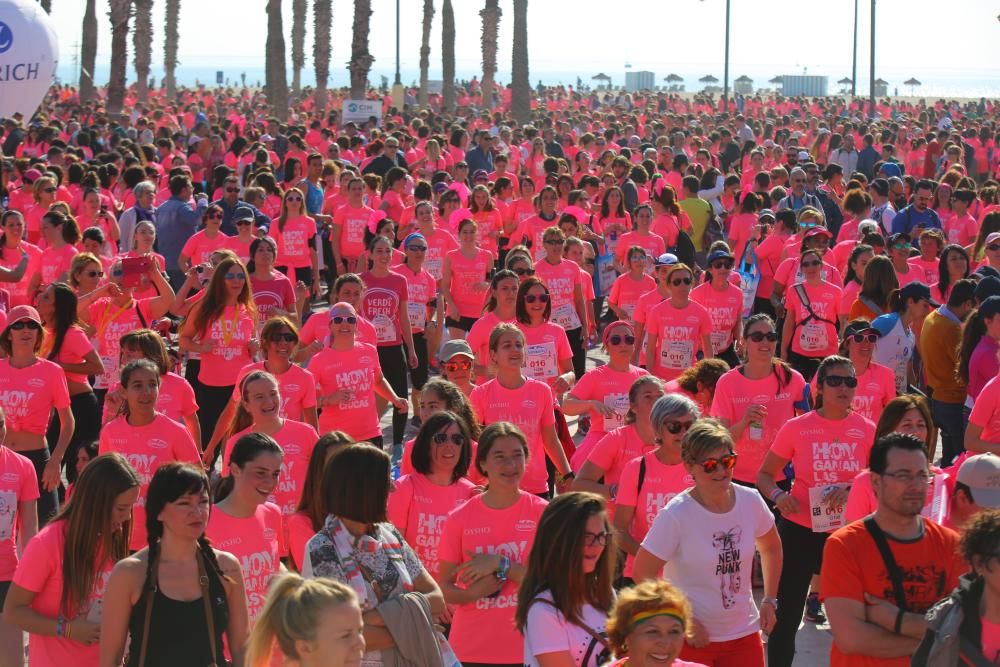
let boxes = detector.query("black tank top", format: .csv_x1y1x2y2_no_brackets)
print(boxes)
125,560,229,667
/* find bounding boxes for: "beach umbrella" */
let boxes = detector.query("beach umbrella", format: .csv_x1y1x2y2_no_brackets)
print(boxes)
903,77,921,95
665,73,683,82
592,72,611,89
698,74,719,83
837,77,853,85
735,75,753,83
768,75,783,85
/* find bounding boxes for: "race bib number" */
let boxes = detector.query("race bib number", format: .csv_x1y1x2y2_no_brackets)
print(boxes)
407,302,427,331
799,320,828,352
808,484,848,532
603,392,630,429
710,330,729,354
425,258,443,280
525,342,557,380
661,339,693,370
373,314,397,343
552,302,582,331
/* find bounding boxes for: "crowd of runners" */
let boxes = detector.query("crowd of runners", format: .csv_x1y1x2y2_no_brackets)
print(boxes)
0,82,997,667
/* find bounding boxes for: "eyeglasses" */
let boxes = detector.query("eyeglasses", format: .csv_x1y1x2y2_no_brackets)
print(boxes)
582,531,611,547
10,321,41,331
524,293,550,304
85,270,104,278
331,316,357,324
800,259,822,268
747,331,778,342
235,219,252,226
407,245,427,252
225,187,240,193
607,334,636,346
432,431,466,446
513,268,535,276
269,333,297,343
823,375,858,388
892,243,912,251
443,359,473,372
665,419,695,435
205,212,222,219
711,260,734,270
850,333,879,344
880,470,933,485
223,272,246,281
696,453,738,474
670,278,692,286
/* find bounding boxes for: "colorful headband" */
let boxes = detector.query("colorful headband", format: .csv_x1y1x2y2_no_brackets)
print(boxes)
627,606,686,633
403,232,426,248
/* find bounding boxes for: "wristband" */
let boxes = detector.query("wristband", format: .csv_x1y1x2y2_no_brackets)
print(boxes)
768,487,785,503
55,616,65,638
894,608,904,635
495,555,511,584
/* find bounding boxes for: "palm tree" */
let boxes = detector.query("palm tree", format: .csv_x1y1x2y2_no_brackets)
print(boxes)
291,0,308,96
418,0,434,107
133,0,153,103
511,0,530,123
348,0,374,99
266,0,290,119
441,0,455,110
79,0,97,103
106,0,132,116
163,0,180,99
479,0,501,110
313,0,332,111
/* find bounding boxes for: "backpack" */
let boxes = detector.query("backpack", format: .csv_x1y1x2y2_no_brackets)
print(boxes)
701,213,726,250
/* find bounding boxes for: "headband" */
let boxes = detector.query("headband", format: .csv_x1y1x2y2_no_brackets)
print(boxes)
626,606,687,634
402,232,426,248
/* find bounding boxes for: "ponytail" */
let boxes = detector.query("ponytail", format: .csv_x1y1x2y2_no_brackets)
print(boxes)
957,308,986,385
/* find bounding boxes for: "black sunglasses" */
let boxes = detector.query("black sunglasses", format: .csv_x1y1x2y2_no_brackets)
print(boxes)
269,333,298,343
524,293,550,304
85,270,104,278
671,278,693,286
432,432,466,446
513,268,535,276
711,260,734,270
665,419,695,435
607,334,636,346
800,259,822,268
331,316,357,324
10,321,41,331
235,220,252,226
823,375,858,388
747,331,778,342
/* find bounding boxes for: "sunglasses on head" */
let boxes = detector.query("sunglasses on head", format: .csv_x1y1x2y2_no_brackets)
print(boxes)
524,293,550,304
513,267,535,276
607,334,636,346
711,260,734,270
671,277,692,286
331,315,357,324
665,419,695,435
223,272,246,281
10,321,41,331
823,375,858,388
443,358,473,371
696,453,738,474
432,431,466,446
850,333,878,344
269,333,297,343
747,331,778,342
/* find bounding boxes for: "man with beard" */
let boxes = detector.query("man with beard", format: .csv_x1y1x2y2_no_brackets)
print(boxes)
891,179,942,235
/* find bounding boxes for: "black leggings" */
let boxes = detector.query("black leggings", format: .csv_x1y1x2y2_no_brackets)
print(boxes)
47,391,101,484
787,350,824,383
378,344,409,445
196,383,235,462
566,326,586,382
767,518,829,667
21,447,58,527
716,343,741,370
410,332,429,390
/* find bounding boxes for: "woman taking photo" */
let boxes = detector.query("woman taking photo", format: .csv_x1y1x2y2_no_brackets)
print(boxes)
470,324,573,497
515,277,575,391
691,248,743,368
517,492,616,667
604,579,701,667
439,423,549,667
302,443,447,664
273,187,321,298
441,218,494,340
246,573,365,667
757,356,876,667
5,453,139,667
0,305,74,526
780,248,843,381
467,269,519,381
710,314,807,494
388,412,477,579
645,263,714,382
634,420,781,667
99,359,201,551
208,433,286,622
608,247,656,321
179,254,258,454
100,462,248,667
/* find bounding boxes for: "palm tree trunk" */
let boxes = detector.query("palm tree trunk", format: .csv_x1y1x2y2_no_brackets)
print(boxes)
266,0,290,119
348,0,374,99
313,0,332,111
79,0,97,103
511,0,530,124
106,0,131,117
291,0,307,96
164,0,180,99
479,0,500,111
418,0,434,107
441,0,455,111
133,0,153,103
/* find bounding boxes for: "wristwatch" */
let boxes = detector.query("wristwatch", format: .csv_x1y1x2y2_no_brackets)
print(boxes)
495,555,511,585
761,597,778,609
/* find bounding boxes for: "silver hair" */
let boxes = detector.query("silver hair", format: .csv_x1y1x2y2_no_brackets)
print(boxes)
650,393,700,433
789,167,807,179
133,181,156,198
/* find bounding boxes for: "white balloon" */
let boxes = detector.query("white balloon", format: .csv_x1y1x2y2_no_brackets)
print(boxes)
0,0,58,119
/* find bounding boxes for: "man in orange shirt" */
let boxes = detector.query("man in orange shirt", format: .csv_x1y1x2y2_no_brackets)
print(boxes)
821,433,967,667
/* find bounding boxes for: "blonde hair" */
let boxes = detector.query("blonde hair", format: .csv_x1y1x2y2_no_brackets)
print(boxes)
605,579,692,656
246,573,360,666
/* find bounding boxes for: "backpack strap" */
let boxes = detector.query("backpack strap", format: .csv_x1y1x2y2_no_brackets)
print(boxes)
637,456,647,498
793,283,837,327
863,516,909,611
529,597,610,650
135,302,148,329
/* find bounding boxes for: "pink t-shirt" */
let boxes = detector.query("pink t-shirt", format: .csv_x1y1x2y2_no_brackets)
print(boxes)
311,342,384,440
44,325,93,384
773,257,843,288
12,521,114,667
250,272,296,325
534,258,584,331
573,424,657,490
446,249,494,318
88,297,155,390
467,312,514,380
230,362,317,422
968,373,1000,442
809,362,896,423
469,378,556,494
769,411,876,530
690,282,743,353
908,256,939,285
396,264,437,334
0,358,71,434
439,492,548,664
197,305,256,386
645,299,713,380
944,212,977,247
154,372,199,423
38,244,78,285
286,511,316,571
181,230,231,266
273,215,316,268
784,280,843,358
0,446,40,580
615,231,665,269
387,473,477,577
0,242,41,307
360,270,408,346
616,451,694,575
226,236,253,264
206,502,285,621
417,228,458,280
333,204,375,258
98,413,201,549
569,364,648,452
709,366,807,483
471,209,505,256
518,321,573,387
513,214,558,259
609,272,656,320
222,419,318,520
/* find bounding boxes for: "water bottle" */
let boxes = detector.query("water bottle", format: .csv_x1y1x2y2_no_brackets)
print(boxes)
749,419,763,441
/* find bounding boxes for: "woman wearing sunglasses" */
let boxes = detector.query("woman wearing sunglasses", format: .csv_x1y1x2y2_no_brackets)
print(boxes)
400,377,481,477
608,247,656,322
273,187,321,299
468,269,519,381
225,208,257,264
634,420,781,667
827,319,896,423
515,276,575,393
770,225,840,317
311,301,407,447
396,232,439,416
178,205,230,274
645,263,714,382
517,492,616,667
757,355,876,667
780,247,843,381
691,248,743,369
68,253,105,299
564,321,648,460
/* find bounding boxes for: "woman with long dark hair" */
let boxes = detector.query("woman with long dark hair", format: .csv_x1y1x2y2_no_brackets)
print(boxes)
467,269,520,381
931,243,970,305
100,462,248,667
958,296,1000,402
5,453,139,667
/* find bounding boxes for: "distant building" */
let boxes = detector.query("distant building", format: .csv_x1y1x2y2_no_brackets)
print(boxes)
625,71,655,92
780,75,828,97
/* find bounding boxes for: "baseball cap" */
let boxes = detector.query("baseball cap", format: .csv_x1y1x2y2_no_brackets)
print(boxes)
975,276,1000,303
979,296,1000,319
956,453,1000,508
472,169,489,181
653,253,679,267
986,232,1000,246
797,150,810,162
440,339,474,362
5,305,42,327
843,320,880,338
898,281,939,307
758,208,775,221
802,226,833,240
706,249,735,264
974,265,1000,281
232,206,254,222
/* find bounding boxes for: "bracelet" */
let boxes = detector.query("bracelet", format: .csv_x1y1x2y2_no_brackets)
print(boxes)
768,487,785,503
894,608,904,635
55,616,65,638
560,470,576,484
65,621,72,641
608,483,619,501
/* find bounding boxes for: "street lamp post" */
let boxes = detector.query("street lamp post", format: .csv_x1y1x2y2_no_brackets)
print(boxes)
723,0,731,111
869,0,876,119
852,0,858,96
392,0,404,108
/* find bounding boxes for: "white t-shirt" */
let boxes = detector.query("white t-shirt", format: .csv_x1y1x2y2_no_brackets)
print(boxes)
640,484,775,642
872,313,914,394
523,590,612,667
